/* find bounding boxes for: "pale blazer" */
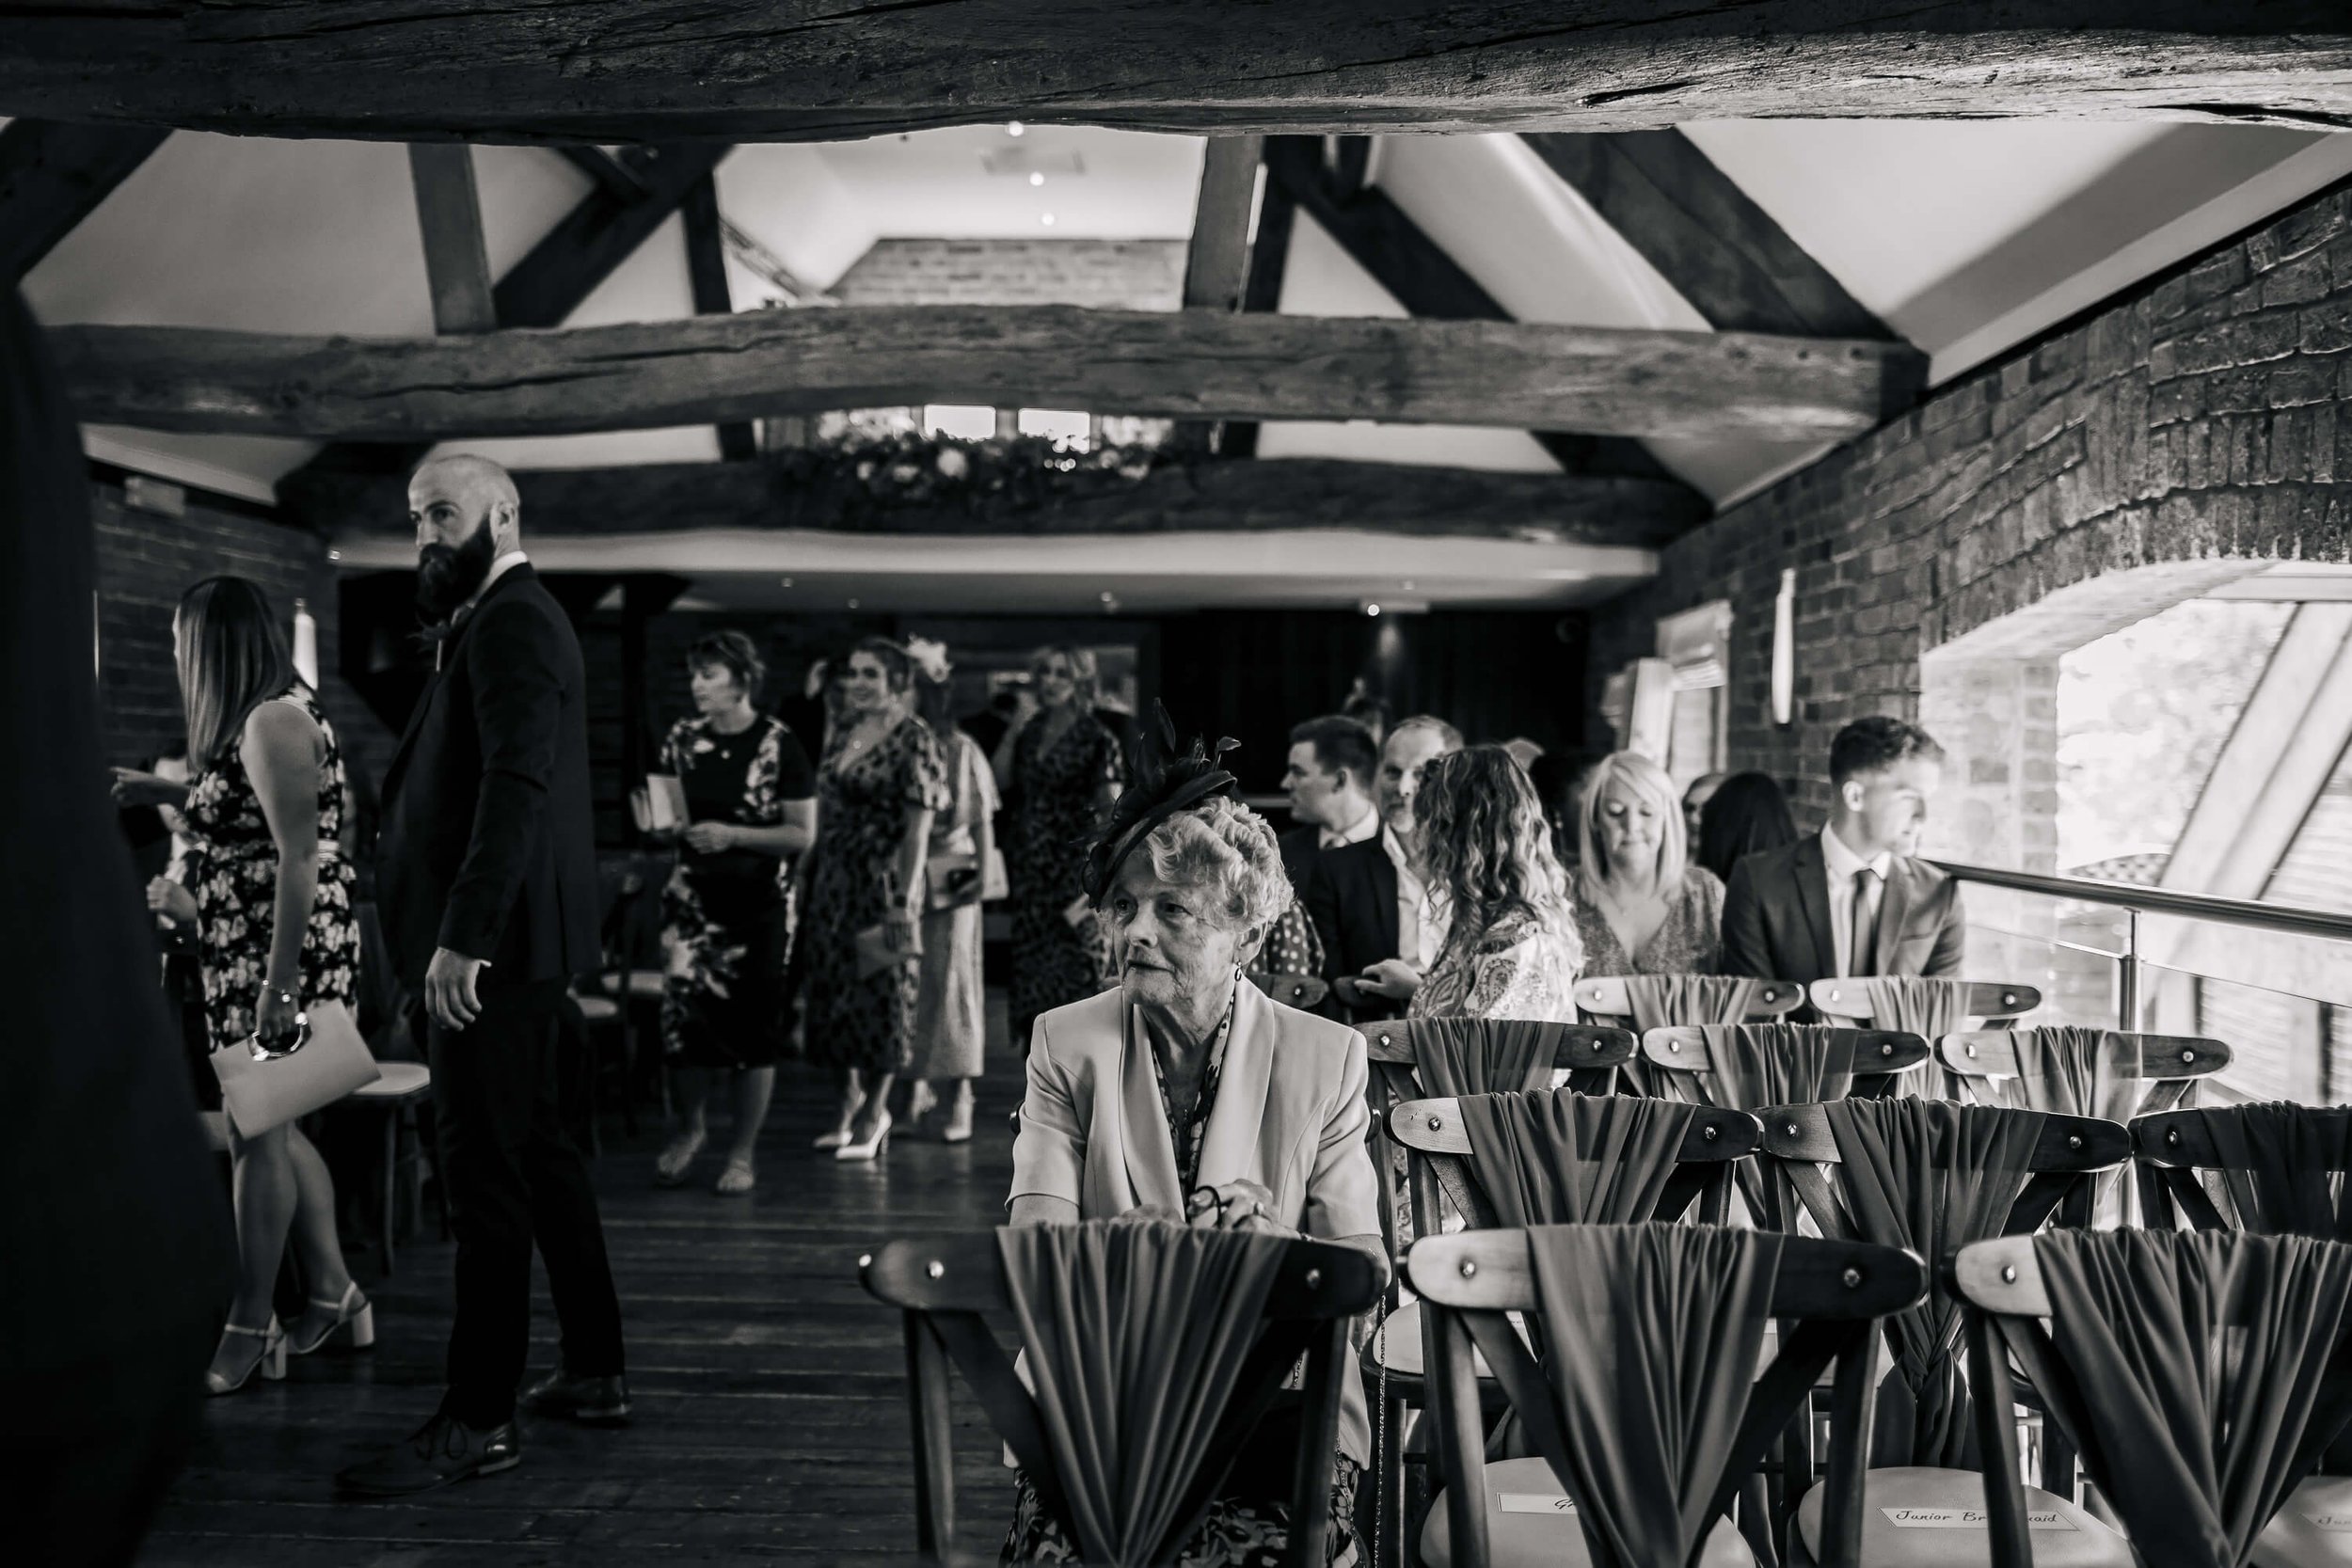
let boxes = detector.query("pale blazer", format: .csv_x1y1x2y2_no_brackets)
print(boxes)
1009,978,1384,1464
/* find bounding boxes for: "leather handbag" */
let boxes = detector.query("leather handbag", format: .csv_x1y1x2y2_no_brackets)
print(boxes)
211,998,381,1136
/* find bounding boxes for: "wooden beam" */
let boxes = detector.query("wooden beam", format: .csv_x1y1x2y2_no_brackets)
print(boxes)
1263,135,1668,481
296,140,733,480
0,119,169,280
679,170,759,462
52,309,1925,445
1182,136,1265,314
282,457,1708,547
554,146,649,204
405,144,497,334
7,6,2349,140
1521,131,1892,341
1216,154,1296,462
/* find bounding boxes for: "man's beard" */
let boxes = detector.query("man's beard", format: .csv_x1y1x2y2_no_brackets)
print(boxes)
416,520,498,623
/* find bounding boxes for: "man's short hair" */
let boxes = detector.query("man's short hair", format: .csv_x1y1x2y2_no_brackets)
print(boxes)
1829,716,1946,786
1288,715,1378,786
1391,714,1465,752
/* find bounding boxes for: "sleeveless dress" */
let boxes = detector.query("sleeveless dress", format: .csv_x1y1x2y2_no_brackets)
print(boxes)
1571,866,1727,975
182,687,361,1054
801,715,949,1075
657,713,815,1071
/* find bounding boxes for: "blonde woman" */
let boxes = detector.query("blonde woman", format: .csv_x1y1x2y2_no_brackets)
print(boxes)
1573,750,1725,974
1400,745,1583,1021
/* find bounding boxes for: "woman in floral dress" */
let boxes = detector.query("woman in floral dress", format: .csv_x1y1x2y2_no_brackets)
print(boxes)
801,639,948,1160
1405,746,1584,1022
126,578,371,1395
650,632,816,1195
993,643,1122,1051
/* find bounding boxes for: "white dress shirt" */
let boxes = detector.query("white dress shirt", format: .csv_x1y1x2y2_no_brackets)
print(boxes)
1820,825,1893,977
1319,800,1380,850
1381,826,1446,971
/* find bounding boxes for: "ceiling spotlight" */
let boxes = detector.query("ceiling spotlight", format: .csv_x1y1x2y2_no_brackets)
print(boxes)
1401,579,1415,591
326,548,342,562
1007,121,1025,137
847,597,860,610
1099,590,1116,603
1029,171,1045,187
1364,602,1381,617
1041,213,1056,227
779,576,793,588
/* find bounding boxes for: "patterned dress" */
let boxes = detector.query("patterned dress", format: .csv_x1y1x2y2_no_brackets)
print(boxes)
183,688,361,1057
1408,909,1583,1024
911,730,997,1082
657,714,815,1071
1007,712,1122,1033
1571,866,1725,975
801,716,949,1075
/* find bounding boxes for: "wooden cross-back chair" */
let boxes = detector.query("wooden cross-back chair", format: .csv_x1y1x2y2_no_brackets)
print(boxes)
2134,1103,2352,1239
1939,1029,2233,1119
1248,969,1330,1011
1760,1103,2134,1568
1574,975,1805,1025
1953,1232,2352,1568
1807,977,2041,1025
1409,1227,1929,1568
861,1231,1381,1568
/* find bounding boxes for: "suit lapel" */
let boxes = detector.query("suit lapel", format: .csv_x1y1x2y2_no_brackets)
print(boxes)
383,564,536,801
1793,835,1836,979
1119,1002,1185,1213
1195,984,1275,1194
1876,858,1918,975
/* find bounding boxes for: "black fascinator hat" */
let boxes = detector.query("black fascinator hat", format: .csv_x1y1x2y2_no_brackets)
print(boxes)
1079,705,1241,903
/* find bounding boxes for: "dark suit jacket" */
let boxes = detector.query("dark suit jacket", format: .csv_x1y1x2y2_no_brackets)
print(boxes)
378,562,602,989
1279,825,1319,891
1721,832,1965,988
1300,836,1404,1022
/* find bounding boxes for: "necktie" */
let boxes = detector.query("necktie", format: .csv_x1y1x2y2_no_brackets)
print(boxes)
1850,866,1878,976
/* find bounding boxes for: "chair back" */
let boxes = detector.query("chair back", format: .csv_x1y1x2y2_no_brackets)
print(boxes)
863,1227,1381,1568
2133,1102,2352,1239
1409,1225,1927,1568
1575,974,1803,1027
1807,976,2041,1026
1953,1229,2352,1568
1643,1025,1929,1105
1248,970,1329,1010
1940,1028,2231,1120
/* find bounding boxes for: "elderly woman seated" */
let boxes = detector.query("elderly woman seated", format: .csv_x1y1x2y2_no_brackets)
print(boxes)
1008,731,1388,1567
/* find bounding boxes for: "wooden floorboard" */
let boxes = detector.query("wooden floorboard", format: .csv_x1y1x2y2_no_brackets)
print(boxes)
143,999,1028,1566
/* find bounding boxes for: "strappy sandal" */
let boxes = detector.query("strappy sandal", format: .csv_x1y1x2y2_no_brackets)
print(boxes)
714,1158,755,1195
288,1280,375,1356
205,1319,287,1395
654,1128,707,1186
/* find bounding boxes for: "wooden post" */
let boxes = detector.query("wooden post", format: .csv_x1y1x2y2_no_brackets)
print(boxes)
405,144,496,334
680,169,758,461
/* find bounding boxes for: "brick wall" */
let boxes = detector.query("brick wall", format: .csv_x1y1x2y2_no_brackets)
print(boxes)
1588,179,2352,826
833,238,1185,310
90,479,395,784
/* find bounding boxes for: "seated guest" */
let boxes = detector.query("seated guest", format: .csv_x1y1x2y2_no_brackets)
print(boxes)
1723,717,1964,984
1382,745,1582,1020
1572,751,1725,975
1524,751,1588,874
1008,730,1385,1566
1302,714,1461,1021
1277,714,1380,884
1681,770,1729,844
1342,689,1391,752
1694,770,1800,886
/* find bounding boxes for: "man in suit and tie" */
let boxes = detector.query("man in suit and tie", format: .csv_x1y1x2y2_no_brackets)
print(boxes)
1303,715,1462,1021
340,455,626,1497
1722,716,1966,987
1277,715,1381,888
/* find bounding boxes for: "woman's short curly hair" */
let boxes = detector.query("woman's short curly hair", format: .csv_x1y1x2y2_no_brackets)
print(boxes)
1126,796,1291,940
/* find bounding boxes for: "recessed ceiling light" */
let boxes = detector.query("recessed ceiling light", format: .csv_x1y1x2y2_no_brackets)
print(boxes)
1041,213,1056,227
1365,603,1381,617
779,577,793,588
1007,121,1025,137
1029,171,1045,187
1401,580,1415,591
326,548,341,562
1099,591,1115,604
847,597,860,610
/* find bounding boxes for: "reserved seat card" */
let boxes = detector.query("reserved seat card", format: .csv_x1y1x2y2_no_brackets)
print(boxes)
1883,1507,2075,1530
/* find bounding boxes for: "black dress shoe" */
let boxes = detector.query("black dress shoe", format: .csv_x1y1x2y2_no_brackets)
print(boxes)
519,1367,632,1426
336,1412,520,1497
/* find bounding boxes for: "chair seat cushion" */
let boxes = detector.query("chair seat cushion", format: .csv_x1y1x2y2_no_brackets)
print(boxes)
601,971,666,1001
1422,1457,1753,1568
573,995,620,1022
2254,1475,2352,1566
1362,1300,1531,1377
1791,1467,2132,1567
350,1061,432,1101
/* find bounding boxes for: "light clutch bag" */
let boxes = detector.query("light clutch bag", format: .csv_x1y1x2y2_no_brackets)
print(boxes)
211,998,382,1136
854,921,924,979
925,847,1009,910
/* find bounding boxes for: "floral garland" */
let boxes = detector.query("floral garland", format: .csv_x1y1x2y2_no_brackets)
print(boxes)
762,432,1170,531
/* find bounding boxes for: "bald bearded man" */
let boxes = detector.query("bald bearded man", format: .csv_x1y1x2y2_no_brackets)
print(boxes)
342,455,624,1497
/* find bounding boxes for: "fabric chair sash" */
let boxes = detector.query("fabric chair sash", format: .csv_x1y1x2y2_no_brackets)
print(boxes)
1455,1090,1698,1229
1795,1100,2051,1467
2201,1102,2352,1241
1854,977,1968,1098
1623,974,1764,1032
1995,1229,2352,1568
994,1219,1303,1566
1997,1026,2138,1121
1411,1017,1571,1099
1695,1023,1857,1110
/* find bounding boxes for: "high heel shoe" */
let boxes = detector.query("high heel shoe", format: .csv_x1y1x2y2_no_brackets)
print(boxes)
942,1090,975,1145
205,1319,287,1395
288,1281,375,1356
813,1101,860,1150
834,1109,893,1163
905,1080,938,1129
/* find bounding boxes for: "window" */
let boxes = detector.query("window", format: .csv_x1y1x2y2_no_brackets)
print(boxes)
1017,408,1091,451
922,404,995,441
1656,601,1731,787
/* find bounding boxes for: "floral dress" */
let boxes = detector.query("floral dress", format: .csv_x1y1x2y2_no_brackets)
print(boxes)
1007,712,1122,1033
183,688,360,1056
657,714,815,1071
1571,866,1725,975
801,716,949,1075
1409,908,1583,1025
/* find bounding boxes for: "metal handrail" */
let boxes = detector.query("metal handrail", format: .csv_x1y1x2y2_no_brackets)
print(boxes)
1931,860,2352,944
